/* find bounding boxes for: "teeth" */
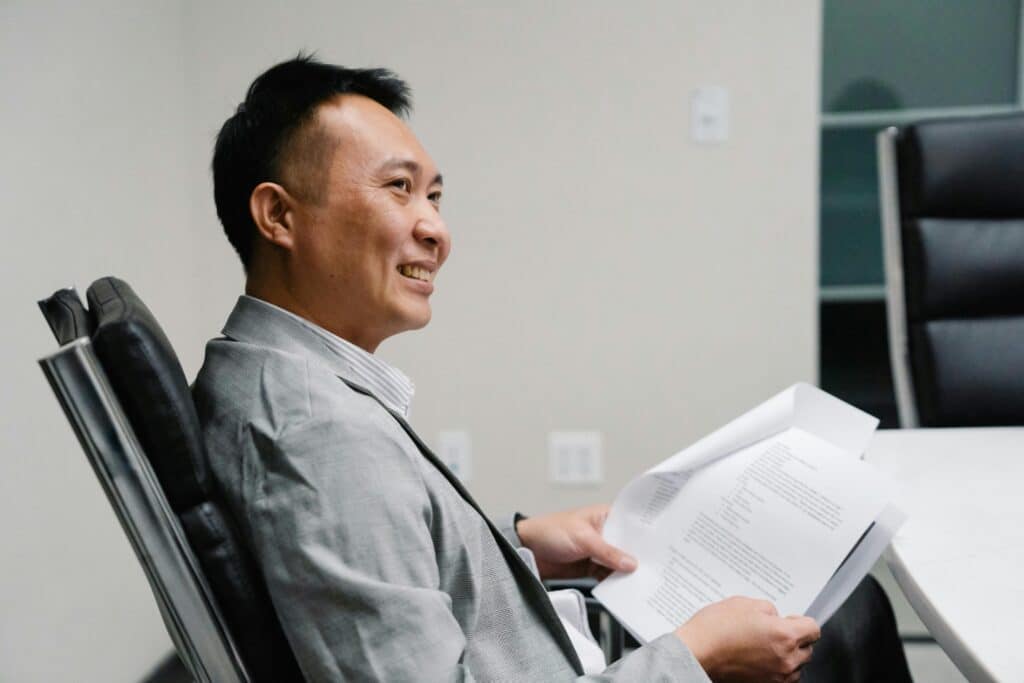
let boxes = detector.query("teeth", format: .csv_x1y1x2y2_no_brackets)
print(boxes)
398,265,432,282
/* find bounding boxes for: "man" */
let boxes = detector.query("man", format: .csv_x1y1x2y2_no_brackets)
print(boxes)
194,56,910,681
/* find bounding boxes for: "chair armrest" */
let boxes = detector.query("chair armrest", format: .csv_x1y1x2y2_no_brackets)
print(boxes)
544,577,627,662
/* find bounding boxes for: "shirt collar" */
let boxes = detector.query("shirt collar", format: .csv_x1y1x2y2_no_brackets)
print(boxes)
226,296,415,417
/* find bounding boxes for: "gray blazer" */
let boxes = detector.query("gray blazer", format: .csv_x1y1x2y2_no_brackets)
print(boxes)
192,297,708,682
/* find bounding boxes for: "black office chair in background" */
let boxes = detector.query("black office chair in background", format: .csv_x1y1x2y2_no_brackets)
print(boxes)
38,277,624,681
877,113,1024,428
38,277,302,682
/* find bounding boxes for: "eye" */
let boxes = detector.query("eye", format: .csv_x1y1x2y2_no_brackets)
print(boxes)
428,190,443,207
389,178,412,192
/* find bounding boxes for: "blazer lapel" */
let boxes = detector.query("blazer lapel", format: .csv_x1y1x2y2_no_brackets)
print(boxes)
341,378,585,675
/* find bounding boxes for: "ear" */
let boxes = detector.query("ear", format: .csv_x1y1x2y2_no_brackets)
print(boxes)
249,182,298,250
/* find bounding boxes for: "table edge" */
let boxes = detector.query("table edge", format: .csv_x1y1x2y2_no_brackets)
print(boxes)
885,545,997,683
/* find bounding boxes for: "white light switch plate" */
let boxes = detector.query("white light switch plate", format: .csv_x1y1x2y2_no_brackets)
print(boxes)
691,85,729,143
549,431,603,485
438,430,472,482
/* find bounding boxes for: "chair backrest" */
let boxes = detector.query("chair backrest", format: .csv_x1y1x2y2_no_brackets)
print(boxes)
878,114,1024,427
38,277,302,682
38,287,93,343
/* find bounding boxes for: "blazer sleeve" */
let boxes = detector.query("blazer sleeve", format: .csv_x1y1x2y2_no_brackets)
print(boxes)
495,512,527,548
241,405,709,682
587,634,711,682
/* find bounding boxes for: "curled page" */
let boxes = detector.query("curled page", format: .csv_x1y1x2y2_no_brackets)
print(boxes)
602,383,878,549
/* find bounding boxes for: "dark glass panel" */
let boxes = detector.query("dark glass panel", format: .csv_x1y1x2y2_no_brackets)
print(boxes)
823,0,1020,112
820,127,883,286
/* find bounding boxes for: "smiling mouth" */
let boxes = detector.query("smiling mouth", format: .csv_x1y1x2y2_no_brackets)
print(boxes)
397,264,434,283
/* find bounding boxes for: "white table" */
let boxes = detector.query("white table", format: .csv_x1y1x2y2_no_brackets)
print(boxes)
867,428,1024,683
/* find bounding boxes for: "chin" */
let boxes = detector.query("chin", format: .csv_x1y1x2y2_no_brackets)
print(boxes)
396,307,432,333
409,312,432,330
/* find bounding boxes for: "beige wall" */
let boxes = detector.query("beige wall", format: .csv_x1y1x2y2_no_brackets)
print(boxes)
1,2,820,680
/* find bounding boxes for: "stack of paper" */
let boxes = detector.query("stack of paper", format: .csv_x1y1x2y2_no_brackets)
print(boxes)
593,383,905,643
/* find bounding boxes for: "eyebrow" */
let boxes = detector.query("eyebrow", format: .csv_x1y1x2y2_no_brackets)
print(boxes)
379,158,443,187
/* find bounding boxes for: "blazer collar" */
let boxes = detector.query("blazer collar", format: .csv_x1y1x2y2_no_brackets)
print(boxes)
221,295,375,392
221,294,415,411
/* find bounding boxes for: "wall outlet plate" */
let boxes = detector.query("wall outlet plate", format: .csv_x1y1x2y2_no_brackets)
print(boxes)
438,430,472,482
691,85,730,143
548,431,603,485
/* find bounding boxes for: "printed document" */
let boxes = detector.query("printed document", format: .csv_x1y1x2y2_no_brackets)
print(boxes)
593,384,904,643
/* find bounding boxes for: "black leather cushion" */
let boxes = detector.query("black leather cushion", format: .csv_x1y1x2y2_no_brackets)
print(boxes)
897,113,1024,218
87,278,209,511
895,114,1024,427
85,277,302,682
903,218,1024,320
911,318,1024,426
38,288,93,345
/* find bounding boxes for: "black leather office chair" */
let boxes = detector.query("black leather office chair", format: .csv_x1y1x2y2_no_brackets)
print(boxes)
877,113,1024,427
39,277,628,678
38,277,302,682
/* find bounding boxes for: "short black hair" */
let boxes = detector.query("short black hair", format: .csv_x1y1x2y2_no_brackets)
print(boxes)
212,54,412,269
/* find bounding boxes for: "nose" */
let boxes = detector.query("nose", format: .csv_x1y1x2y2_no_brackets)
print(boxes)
413,213,451,264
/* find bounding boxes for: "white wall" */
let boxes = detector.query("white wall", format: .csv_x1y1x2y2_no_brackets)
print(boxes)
1,1,820,680
185,0,822,514
0,2,187,680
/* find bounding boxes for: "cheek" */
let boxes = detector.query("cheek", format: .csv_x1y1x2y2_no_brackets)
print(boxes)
307,231,352,278
372,216,412,263
314,214,371,278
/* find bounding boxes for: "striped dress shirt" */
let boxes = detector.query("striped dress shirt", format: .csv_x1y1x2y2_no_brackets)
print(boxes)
240,295,415,417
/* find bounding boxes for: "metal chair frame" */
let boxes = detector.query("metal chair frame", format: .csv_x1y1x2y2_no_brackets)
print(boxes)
877,126,921,428
39,337,249,683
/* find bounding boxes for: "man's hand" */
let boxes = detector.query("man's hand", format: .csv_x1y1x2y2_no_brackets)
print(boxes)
515,504,637,580
676,597,820,683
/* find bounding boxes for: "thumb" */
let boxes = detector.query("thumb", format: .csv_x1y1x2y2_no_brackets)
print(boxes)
584,534,638,573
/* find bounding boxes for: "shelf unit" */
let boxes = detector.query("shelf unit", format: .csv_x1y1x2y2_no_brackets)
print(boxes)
818,0,1024,428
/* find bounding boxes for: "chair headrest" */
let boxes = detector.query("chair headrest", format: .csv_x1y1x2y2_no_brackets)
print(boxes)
86,277,209,513
897,113,1024,218
38,288,93,345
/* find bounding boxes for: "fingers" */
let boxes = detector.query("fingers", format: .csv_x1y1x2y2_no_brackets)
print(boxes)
785,615,821,646
583,505,635,572
781,622,815,683
781,645,813,683
583,534,638,573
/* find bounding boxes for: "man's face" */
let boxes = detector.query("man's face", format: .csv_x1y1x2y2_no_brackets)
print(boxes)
285,95,450,351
